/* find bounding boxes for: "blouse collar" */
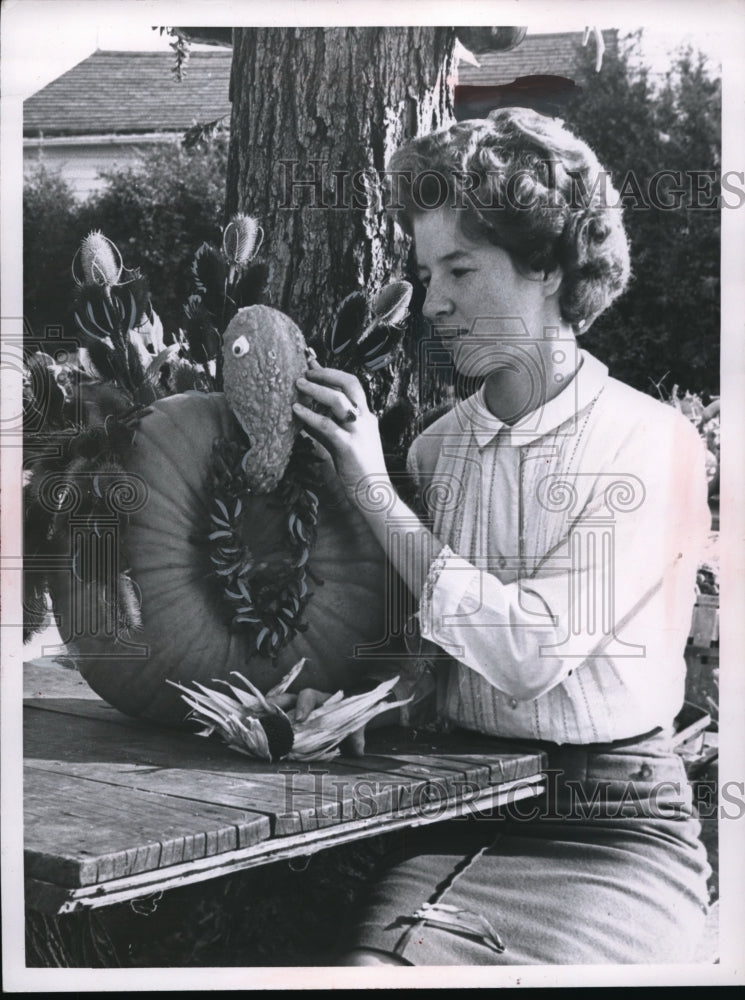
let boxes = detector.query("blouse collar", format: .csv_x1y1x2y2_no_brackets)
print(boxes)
457,350,609,449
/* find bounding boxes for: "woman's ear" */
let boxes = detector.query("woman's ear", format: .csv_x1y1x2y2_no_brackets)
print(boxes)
541,267,563,297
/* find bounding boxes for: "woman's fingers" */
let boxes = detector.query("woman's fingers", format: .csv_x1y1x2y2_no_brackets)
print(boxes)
296,376,359,424
292,400,348,447
301,366,368,410
292,365,391,504
293,687,332,723
271,692,297,710
305,351,322,371
341,727,366,757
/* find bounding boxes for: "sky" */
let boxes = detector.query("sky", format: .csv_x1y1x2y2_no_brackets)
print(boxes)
1,1,727,101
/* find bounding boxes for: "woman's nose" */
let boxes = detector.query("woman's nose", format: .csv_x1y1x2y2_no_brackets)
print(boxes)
422,286,454,323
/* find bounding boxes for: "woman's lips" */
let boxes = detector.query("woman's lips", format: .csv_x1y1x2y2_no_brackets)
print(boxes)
431,324,471,339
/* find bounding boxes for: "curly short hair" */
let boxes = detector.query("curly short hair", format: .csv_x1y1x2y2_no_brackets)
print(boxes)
386,108,631,333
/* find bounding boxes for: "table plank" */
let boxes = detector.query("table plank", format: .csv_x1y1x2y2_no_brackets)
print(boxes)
24,766,271,888
325,750,544,802
23,657,548,914
23,658,101,700
24,705,485,835
24,697,545,833
26,731,513,838
25,775,545,914
331,752,487,799
26,759,326,837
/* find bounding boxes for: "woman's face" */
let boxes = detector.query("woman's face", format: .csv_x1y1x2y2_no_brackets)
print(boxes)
412,208,564,380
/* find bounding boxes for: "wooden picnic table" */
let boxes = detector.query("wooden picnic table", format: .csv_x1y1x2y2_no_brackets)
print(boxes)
24,659,547,918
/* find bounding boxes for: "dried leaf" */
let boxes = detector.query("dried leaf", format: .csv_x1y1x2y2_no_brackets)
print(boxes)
411,902,505,954
358,280,413,343
327,291,367,355
234,261,272,308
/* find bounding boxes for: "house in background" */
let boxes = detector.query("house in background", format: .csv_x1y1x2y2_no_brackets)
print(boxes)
456,29,618,85
454,29,619,118
23,31,618,200
23,49,232,199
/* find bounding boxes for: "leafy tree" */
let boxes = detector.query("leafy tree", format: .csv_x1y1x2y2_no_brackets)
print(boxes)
226,27,456,432
24,30,720,400
563,33,720,398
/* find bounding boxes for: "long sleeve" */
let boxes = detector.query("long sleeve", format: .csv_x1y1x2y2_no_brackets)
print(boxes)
409,371,710,741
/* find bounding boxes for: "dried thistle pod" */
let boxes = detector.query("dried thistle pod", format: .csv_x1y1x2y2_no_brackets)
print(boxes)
222,213,264,283
73,230,124,289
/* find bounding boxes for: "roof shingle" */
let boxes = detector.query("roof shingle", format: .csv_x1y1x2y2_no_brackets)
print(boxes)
23,32,617,139
456,29,618,86
23,49,233,137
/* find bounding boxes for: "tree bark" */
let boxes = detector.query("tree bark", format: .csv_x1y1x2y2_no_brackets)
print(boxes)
226,27,455,344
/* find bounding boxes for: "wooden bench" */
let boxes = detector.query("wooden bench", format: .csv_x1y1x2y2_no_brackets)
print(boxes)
23,659,546,918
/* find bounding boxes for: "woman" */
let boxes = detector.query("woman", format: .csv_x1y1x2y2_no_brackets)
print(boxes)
292,108,712,966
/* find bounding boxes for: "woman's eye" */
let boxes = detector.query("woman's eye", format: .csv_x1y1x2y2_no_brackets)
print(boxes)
452,268,474,279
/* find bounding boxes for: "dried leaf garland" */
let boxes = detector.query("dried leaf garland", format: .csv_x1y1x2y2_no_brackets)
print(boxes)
208,433,322,659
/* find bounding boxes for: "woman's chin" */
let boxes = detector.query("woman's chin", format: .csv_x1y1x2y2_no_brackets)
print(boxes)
452,343,501,380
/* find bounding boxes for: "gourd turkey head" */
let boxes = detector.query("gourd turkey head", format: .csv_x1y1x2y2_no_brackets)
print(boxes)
222,305,309,494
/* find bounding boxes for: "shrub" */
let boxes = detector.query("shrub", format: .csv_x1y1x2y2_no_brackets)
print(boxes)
23,164,82,344
23,139,229,349
83,139,229,337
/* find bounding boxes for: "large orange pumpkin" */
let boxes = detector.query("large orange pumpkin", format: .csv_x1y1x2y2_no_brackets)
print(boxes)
54,392,397,724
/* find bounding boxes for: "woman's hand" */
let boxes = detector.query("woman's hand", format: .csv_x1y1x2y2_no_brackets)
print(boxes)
287,687,366,756
292,687,332,722
294,363,440,602
292,365,390,505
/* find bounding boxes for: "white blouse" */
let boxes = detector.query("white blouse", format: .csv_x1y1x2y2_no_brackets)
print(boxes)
407,350,710,744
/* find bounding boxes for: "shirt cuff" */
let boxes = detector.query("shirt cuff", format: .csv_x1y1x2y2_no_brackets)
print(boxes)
418,545,488,653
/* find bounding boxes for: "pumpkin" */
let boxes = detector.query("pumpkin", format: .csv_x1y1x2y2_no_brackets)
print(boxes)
52,391,397,724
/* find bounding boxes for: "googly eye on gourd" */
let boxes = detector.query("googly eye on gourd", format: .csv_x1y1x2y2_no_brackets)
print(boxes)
232,335,250,357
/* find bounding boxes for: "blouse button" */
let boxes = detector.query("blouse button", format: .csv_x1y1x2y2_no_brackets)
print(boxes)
498,556,507,570
509,697,518,709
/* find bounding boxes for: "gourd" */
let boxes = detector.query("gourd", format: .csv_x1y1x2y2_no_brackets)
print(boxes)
51,391,395,724
222,305,308,494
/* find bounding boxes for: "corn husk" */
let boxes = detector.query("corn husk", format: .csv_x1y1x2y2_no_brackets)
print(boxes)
167,658,410,761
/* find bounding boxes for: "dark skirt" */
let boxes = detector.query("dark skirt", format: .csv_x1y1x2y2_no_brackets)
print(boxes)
352,730,712,965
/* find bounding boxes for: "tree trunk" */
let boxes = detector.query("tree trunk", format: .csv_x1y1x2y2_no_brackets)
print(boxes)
226,27,456,345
